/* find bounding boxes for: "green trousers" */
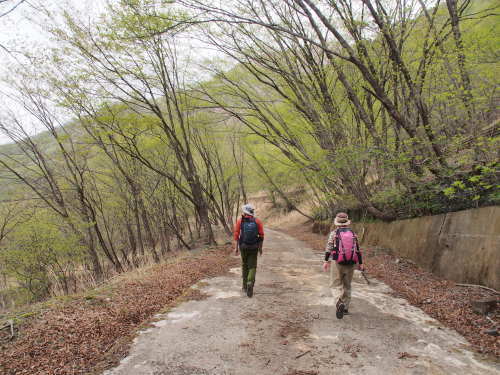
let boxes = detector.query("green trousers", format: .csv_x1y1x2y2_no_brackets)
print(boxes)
240,244,259,287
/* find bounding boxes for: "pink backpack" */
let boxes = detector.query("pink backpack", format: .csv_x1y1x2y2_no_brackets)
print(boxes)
333,228,360,265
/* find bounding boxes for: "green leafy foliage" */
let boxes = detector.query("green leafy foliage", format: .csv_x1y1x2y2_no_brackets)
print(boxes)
0,0,498,308
0,212,84,301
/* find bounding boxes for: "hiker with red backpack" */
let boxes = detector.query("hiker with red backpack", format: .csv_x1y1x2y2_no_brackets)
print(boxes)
323,212,364,319
234,204,264,298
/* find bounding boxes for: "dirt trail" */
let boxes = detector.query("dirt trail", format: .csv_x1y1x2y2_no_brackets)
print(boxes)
105,230,499,375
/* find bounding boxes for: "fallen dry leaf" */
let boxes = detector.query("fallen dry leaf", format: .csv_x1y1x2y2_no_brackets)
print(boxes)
0,245,237,375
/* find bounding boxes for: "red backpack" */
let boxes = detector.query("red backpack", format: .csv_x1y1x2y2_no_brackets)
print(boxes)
332,228,360,265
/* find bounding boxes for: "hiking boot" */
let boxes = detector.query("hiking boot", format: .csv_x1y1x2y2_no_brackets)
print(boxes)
246,283,254,298
336,302,345,319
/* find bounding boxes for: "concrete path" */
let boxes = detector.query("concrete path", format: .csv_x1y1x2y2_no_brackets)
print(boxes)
105,229,499,375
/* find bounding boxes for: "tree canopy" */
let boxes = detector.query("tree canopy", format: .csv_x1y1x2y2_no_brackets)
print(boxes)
0,0,498,306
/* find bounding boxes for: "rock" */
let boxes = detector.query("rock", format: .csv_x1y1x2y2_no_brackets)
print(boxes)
471,297,498,315
483,328,499,337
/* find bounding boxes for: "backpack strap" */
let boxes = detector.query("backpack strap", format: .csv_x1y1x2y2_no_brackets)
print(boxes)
329,229,339,260
354,233,360,252
349,231,357,262
333,228,340,252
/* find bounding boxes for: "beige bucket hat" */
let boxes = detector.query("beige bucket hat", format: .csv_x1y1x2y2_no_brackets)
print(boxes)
334,212,351,226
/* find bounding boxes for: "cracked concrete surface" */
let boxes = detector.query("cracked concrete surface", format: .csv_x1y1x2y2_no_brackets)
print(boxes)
104,229,499,375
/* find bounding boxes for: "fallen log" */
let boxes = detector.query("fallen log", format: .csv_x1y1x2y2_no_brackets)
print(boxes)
455,283,499,295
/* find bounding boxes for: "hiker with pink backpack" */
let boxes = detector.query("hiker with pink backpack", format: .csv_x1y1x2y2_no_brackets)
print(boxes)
323,212,364,319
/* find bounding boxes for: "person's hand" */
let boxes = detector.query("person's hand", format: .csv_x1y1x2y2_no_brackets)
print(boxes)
358,264,365,272
322,261,330,272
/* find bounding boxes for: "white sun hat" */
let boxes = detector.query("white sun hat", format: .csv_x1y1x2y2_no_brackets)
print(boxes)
242,203,255,216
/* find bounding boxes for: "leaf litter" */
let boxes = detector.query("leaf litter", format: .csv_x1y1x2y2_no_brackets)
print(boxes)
0,245,237,375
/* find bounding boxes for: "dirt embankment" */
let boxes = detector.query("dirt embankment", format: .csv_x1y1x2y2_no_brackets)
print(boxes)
281,222,500,358
0,245,238,375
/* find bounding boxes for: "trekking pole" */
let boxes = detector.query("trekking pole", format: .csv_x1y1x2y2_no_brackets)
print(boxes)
361,270,370,285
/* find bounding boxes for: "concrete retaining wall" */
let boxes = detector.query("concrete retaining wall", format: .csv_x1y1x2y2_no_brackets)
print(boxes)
350,206,500,290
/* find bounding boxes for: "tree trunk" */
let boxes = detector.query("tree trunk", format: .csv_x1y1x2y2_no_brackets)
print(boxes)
191,180,216,245
159,229,168,256
133,193,145,257
85,228,103,281
125,221,138,266
446,0,474,125
138,196,159,262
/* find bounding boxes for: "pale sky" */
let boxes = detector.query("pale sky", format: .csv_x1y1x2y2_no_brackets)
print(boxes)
0,0,106,144
0,0,222,145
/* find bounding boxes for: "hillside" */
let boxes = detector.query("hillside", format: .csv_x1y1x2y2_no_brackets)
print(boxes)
0,4,498,374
